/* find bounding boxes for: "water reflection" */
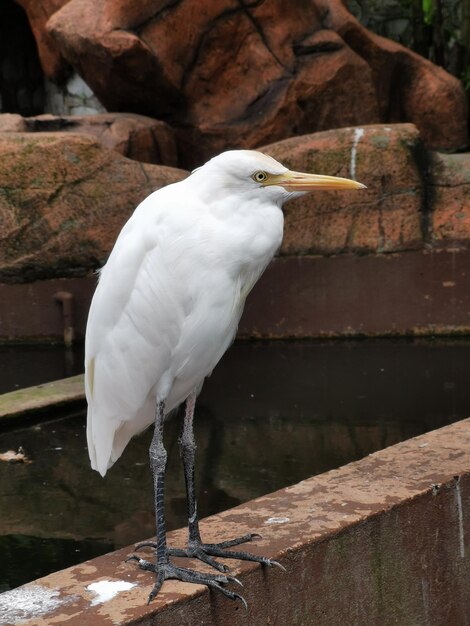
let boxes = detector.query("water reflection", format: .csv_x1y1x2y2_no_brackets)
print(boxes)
1,339,469,590
0,344,84,394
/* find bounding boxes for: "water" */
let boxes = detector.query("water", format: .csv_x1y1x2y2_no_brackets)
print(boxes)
0,344,84,395
1,339,470,591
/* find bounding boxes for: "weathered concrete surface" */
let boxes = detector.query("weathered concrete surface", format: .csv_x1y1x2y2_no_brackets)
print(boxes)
240,248,470,338
0,374,84,424
2,249,470,341
0,278,95,341
1,418,468,625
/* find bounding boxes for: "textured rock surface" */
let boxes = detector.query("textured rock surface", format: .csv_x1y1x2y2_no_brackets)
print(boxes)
44,0,466,167
0,112,178,165
263,123,470,256
263,124,425,255
430,152,470,246
15,0,69,82
0,133,187,282
1,124,468,283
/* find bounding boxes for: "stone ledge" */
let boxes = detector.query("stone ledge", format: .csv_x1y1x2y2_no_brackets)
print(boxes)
1,418,469,625
0,374,84,425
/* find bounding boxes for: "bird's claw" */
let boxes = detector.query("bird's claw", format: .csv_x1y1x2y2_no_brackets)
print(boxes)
134,540,158,552
126,555,247,606
166,533,285,573
125,554,140,564
127,532,284,605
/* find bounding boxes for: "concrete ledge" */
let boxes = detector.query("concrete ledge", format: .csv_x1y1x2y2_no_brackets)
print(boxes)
0,375,84,425
1,418,469,625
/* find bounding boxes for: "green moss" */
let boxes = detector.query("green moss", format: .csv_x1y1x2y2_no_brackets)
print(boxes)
0,375,85,423
371,134,390,149
58,219,76,232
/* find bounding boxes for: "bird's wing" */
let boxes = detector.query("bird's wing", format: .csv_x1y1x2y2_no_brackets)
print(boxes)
85,186,192,474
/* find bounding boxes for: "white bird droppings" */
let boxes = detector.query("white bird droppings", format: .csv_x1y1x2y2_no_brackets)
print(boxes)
0,584,72,624
265,517,290,525
454,478,465,558
350,127,364,180
86,580,136,606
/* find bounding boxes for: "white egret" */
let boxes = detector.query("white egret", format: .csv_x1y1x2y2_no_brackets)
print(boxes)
85,150,365,605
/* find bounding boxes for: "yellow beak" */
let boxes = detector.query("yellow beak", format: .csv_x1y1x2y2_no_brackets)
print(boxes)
266,170,366,192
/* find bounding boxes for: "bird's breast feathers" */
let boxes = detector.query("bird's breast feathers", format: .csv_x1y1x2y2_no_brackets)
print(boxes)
85,183,283,413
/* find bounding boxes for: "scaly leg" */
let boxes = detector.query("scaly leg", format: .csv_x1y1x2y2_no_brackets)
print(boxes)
127,398,245,605
135,391,284,576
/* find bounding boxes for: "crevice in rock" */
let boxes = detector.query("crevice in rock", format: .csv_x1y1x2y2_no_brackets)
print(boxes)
236,0,291,72
179,1,274,90
131,0,184,36
410,140,436,246
293,39,343,57
237,76,290,124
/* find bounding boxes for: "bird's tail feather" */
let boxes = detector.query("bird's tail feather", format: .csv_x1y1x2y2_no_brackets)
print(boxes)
86,405,114,477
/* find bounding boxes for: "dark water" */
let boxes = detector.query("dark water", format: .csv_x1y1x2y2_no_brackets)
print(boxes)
0,344,85,395
1,339,470,591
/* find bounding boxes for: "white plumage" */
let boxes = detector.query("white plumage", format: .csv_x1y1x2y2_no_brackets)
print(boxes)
84,149,365,604
85,150,365,478
85,151,289,476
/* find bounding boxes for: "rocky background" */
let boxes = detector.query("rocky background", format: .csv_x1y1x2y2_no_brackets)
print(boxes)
349,0,469,86
0,0,468,288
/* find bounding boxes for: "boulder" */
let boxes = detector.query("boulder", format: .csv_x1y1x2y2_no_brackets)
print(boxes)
0,134,187,282
1,124,468,283
0,112,177,166
430,153,470,246
15,0,69,82
263,123,470,256
43,0,466,168
262,124,425,255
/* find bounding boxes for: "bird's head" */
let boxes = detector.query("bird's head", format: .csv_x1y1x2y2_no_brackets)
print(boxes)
191,150,366,206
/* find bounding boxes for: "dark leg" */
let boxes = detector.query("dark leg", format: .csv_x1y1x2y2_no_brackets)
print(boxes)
126,398,246,605
136,391,284,574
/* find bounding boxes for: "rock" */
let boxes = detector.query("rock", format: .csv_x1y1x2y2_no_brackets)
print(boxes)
430,152,470,246
327,0,467,153
262,124,425,255
0,114,26,132
44,0,466,168
1,125,468,284
0,134,187,282
0,113,177,166
15,0,70,82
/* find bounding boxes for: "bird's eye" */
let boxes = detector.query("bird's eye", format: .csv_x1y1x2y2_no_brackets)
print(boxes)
253,171,267,183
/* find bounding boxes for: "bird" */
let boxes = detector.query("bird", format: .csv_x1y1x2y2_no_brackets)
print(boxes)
84,149,365,605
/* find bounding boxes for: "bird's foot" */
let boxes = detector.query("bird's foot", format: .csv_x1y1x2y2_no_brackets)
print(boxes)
126,555,247,606
135,533,285,574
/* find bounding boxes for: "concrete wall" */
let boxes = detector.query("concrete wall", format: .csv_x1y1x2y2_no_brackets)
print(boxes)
2,248,470,342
